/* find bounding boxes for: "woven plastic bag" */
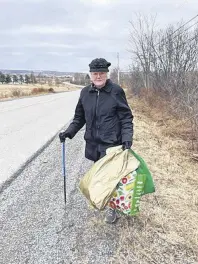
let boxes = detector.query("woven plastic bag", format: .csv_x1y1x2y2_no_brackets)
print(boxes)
79,146,140,210
108,149,155,216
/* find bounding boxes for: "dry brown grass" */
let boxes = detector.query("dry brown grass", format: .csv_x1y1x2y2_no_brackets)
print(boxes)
109,96,198,263
126,90,197,148
31,87,49,94
0,83,80,100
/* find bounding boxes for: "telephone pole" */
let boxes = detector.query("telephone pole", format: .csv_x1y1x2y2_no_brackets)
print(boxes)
117,52,120,85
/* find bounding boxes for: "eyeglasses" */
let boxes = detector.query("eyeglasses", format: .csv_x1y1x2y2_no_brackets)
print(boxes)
91,72,106,78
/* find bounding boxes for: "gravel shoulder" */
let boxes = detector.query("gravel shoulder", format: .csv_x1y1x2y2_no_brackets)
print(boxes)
0,128,122,264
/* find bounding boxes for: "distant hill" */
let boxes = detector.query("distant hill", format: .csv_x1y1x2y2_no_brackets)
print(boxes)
0,69,78,76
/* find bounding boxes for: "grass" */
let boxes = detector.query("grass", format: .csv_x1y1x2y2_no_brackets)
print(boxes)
108,95,198,263
0,83,81,100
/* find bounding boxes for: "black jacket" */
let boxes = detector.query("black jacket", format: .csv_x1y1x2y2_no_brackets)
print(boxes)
66,79,133,161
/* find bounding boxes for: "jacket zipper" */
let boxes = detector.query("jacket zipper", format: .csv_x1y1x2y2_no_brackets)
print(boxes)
95,89,100,144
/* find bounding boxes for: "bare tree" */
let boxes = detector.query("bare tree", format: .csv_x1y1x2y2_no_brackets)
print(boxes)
110,67,119,84
128,13,157,90
128,14,198,151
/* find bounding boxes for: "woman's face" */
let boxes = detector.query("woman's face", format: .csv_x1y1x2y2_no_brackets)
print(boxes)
90,72,107,88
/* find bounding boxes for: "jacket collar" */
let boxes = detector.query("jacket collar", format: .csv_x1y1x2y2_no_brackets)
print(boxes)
88,79,112,93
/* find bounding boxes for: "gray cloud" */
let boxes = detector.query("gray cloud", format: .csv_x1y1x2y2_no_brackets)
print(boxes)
0,0,197,72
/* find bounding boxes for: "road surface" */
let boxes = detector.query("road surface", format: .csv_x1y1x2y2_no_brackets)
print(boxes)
0,91,80,188
0,92,123,264
0,127,122,264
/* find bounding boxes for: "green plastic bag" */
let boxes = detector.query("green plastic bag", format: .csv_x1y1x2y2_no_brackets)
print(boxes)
130,149,155,215
130,149,155,195
108,149,155,216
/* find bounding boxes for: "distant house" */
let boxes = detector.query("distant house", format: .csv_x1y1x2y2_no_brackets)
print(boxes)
85,74,91,85
72,73,91,85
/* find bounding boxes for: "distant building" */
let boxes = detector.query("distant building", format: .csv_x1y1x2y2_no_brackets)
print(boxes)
72,73,91,85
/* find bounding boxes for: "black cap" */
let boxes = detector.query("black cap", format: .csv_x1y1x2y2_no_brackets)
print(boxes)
89,58,111,72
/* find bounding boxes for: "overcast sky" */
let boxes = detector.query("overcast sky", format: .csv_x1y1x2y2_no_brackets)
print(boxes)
0,0,197,72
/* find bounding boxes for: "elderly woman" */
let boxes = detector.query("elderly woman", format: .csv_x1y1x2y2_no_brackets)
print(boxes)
59,58,133,223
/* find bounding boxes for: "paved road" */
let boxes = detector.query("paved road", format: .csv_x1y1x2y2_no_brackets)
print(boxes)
0,92,123,264
0,91,80,187
0,128,122,264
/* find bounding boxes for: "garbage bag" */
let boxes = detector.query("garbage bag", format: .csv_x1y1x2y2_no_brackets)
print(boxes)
79,146,155,215
79,146,140,210
108,149,155,216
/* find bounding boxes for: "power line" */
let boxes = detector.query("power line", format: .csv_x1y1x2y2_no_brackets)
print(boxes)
155,26,198,61
137,14,198,66
153,14,198,49
129,14,198,71
157,20,198,49
149,18,198,63
151,34,198,69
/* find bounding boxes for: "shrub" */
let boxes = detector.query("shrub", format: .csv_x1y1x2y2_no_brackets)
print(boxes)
12,89,22,97
48,88,55,93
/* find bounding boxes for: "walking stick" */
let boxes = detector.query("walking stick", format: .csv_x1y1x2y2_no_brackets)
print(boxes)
62,141,66,204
